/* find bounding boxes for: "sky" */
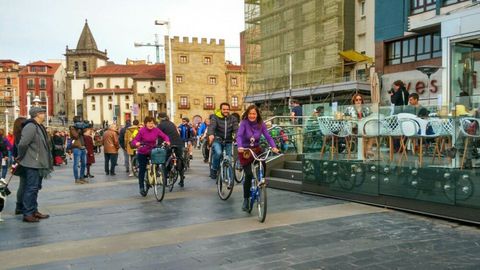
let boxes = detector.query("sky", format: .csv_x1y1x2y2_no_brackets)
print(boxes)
0,0,245,65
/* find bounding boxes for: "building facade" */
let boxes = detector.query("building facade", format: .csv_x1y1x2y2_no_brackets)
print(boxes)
165,36,228,124
18,61,64,118
0,60,20,115
86,64,166,125
243,0,375,110
65,20,108,121
226,63,247,112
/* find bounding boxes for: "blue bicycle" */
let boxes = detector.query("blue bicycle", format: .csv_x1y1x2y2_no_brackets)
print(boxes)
246,147,279,223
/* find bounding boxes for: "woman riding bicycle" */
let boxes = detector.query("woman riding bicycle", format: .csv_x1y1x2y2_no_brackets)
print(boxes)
132,116,170,197
236,105,279,211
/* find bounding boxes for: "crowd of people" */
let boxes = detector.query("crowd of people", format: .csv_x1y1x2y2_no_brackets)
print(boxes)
1,101,289,223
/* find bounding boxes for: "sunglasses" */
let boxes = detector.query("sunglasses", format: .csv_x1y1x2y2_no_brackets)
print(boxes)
355,98,363,101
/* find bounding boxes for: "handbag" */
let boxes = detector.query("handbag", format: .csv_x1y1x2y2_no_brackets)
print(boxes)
12,163,25,176
238,147,262,166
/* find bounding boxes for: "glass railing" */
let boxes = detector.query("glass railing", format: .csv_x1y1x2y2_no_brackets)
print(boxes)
300,101,480,210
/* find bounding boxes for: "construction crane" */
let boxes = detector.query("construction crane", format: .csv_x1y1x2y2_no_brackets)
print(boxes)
134,34,164,64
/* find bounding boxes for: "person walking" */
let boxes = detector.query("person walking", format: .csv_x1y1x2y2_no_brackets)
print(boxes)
69,117,87,184
132,116,170,196
17,107,53,222
125,119,140,177
51,130,65,166
103,124,120,176
119,120,131,174
83,128,95,178
237,105,279,211
12,117,27,215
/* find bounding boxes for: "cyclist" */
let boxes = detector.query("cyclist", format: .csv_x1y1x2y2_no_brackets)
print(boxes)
207,102,239,179
132,116,170,197
178,117,194,160
157,112,186,187
237,105,279,211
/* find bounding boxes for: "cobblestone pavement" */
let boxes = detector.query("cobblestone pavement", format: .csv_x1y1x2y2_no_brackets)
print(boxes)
1,150,480,269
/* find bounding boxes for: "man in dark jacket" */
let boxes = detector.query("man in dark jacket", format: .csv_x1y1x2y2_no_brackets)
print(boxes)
17,107,53,222
390,80,409,113
207,103,239,179
158,112,186,187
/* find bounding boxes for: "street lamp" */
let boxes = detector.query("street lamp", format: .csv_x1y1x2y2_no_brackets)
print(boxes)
4,109,8,134
155,19,174,120
416,66,441,106
26,92,32,118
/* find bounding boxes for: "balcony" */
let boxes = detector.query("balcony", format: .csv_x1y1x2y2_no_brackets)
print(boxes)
178,103,190,109
203,104,215,110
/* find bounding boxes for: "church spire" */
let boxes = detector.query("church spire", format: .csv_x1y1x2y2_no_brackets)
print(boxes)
76,19,98,50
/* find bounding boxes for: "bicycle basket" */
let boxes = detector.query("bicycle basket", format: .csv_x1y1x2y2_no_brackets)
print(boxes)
151,147,167,164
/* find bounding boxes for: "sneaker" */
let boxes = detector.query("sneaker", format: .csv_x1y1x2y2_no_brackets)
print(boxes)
128,173,134,177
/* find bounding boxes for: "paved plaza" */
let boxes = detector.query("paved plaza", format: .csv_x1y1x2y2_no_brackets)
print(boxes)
1,150,480,269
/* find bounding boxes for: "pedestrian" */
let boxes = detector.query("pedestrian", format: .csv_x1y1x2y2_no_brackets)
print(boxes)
125,119,140,177
0,129,12,181
236,105,279,211
17,107,53,222
103,124,120,176
69,117,87,184
83,128,95,178
51,130,65,166
132,116,170,196
12,117,26,215
390,80,409,113
290,100,304,153
119,120,131,174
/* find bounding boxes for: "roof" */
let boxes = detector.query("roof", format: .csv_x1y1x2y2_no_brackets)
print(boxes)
76,20,98,50
85,88,133,95
91,64,166,80
0,60,19,64
226,64,243,71
19,62,61,76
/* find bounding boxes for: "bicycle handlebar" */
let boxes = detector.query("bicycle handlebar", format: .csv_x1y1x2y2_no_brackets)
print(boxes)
246,147,281,162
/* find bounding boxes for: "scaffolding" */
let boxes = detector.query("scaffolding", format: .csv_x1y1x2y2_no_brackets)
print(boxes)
244,0,352,107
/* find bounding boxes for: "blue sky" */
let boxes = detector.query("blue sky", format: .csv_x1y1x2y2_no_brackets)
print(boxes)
0,0,244,65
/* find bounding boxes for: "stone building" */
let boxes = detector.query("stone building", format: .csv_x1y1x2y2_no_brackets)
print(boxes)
85,64,166,125
165,37,228,124
65,20,108,121
0,60,20,115
226,62,246,112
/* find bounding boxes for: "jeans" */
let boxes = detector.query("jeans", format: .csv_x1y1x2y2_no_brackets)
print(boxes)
73,148,86,180
23,167,43,216
137,153,149,190
122,149,130,171
211,142,232,171
104,153,118,173
16,175,26,212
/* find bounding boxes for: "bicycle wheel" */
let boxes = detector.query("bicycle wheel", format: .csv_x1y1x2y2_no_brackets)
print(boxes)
168,167,179,192
153,164,166,202
257,184,267,223
234,158,244,183
217,162,234,200
132,156,139,177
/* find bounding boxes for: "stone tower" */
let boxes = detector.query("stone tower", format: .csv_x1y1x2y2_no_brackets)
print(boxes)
65,20,108,121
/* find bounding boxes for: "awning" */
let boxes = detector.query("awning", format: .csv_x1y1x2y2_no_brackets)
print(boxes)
339,50,373,64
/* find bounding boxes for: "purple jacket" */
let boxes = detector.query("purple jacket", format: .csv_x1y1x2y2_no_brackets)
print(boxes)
131,127,170,155
236,120,276,149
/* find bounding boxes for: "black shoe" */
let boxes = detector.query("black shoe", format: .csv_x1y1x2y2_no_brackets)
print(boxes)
242,199,249,211
88,174,95,178
179,176,185,187
140,188,147,197
210,169,217,180
110,172,116,176
106,172,110,175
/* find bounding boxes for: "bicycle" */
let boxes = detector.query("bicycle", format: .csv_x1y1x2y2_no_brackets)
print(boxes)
183,141,191,172
142,144,167,202
131,150,139,177
232,144,244,184
246,147,279,223
217,142,235,200
165,146,182,192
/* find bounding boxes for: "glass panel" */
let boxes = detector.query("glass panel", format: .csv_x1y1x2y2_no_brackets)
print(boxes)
417,36,424,54
424,34,432,53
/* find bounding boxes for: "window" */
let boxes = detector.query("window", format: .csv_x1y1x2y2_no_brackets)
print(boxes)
115,85,120,89
108,96,112,102
231,96,239,108
208,76,217,85
149,86,156,93
6,77,11,85
204,56,212,64
411,0,436,15
27,79,35,89
125,95,130,100
92,104,96,111
40,78,46,89
96,82,104,88
126,103,130,110
175,75,184,84
204,96,214,108
231,77,238,86
386,32,441,65
40,91,46,101
91,96,96,102
179,55,188,63
443,0,468,6
179,96,189,109
82,61,87,72
360,1,365,16
74,61,79,72
108,104,112,110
